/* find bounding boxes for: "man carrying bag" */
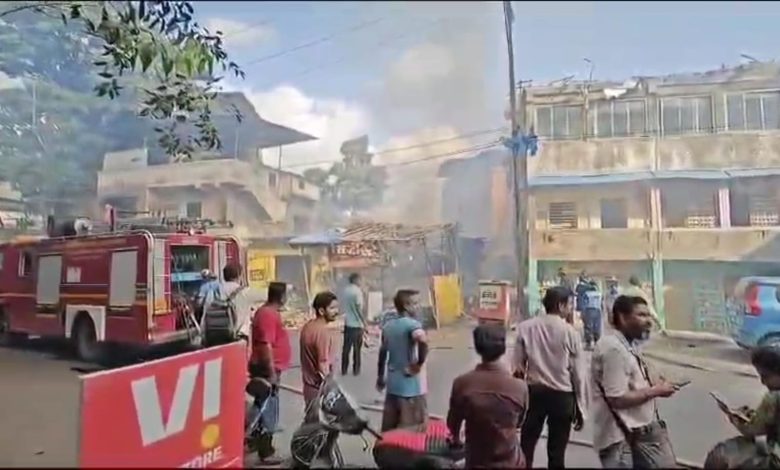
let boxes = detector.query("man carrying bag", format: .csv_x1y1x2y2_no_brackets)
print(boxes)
591,295,679,468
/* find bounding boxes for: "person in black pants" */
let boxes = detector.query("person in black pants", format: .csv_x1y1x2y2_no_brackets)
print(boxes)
341,273,366,375
521,385,577,468
514,286,587,469
341,325,364,375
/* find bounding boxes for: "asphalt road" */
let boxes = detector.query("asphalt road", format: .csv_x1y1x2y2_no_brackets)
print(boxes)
0,329,765,468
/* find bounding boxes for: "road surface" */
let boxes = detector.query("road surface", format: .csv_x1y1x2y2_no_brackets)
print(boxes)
0,329,764,467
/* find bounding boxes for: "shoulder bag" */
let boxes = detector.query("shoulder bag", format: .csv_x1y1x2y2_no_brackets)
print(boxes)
596,347,677,468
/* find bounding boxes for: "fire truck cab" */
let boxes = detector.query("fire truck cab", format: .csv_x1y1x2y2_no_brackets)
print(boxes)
0,213,242,362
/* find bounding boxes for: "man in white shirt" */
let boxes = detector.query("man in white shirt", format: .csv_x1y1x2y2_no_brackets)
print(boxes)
591,294,678,468
514,285,588,469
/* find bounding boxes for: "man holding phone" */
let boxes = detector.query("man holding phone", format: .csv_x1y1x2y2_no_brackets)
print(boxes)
591,295,678,468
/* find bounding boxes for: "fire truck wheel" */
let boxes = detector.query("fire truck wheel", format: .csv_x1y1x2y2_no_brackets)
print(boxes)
0,310,25,346
72,315,101,363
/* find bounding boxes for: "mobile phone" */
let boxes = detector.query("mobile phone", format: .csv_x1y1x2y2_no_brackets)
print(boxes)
673,380,691,390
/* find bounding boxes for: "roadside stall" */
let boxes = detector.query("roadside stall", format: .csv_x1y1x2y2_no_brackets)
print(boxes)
289,221,462,329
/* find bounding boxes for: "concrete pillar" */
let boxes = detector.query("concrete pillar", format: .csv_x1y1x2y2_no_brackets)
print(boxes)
652,257,666,329
718,186,731,228
649,184,666,328
527,257,541,317
649,186,663,229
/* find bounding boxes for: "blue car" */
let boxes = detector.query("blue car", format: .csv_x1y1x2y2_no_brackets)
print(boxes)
733,276,780,349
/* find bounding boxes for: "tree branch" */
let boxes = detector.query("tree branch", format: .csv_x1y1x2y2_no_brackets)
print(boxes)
0,2,71,18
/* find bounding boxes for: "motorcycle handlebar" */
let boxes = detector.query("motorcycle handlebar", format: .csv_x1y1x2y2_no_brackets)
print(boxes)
363,423,382,440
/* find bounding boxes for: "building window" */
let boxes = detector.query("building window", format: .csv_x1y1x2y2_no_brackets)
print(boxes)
600,198,628,228
269,173,277,187
185,202,202,218
590,100,646,138
19,251,32,277
548,201,578,229
726,91,780,131
535,105,583,140
297,179,305,190
748,194,780,226
661,96,713,136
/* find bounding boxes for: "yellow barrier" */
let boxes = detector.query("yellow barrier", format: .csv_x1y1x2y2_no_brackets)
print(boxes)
433,274,463,326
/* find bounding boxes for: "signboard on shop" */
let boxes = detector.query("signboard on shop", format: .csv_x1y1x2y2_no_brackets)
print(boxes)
329,241,384,269
78,342,246,468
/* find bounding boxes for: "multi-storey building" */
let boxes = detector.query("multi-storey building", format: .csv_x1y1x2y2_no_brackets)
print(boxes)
441,63,780,333
96,92,321,240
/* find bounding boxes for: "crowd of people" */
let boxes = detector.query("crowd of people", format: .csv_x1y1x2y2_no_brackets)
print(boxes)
201,264,780,468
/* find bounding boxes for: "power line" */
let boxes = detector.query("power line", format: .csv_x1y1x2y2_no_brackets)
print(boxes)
376,127,506,156
258,16,451,88
278,126,505,170
218,19,273,39
386,140,501,167
281,139,501,171
244,16,385,67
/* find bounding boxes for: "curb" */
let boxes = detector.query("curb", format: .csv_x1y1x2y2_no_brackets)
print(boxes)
663,330,735,344
277,383,701,469
644,351,758,378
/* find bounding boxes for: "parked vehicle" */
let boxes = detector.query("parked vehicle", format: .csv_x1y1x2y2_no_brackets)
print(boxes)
732,276,780,349
290,374,378,468
290,374,464,469
0,209,241,362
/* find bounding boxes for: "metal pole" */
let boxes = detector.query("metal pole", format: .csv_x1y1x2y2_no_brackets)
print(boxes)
503,1,528,322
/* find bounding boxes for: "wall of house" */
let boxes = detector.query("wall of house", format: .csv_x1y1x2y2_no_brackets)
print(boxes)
532,184,650,230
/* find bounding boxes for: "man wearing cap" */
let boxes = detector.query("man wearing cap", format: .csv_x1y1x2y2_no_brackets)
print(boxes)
447,324,529,468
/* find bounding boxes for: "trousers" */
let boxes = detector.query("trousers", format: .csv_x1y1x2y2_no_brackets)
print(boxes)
341,326,364,375
520,384,576,468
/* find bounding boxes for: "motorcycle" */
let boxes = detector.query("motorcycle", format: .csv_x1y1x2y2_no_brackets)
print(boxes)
290,374,379,468
289,374,464,469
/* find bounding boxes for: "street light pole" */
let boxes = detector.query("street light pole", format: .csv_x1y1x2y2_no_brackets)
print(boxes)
503,1,530,322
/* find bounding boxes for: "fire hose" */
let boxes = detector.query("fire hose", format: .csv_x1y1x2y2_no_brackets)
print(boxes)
277,382,702,469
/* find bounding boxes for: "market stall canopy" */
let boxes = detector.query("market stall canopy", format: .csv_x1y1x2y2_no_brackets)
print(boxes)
288,228,345,246
288,222,456,246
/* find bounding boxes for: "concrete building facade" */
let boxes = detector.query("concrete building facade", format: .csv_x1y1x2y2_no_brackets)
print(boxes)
441,63,780,334
96,93,321,241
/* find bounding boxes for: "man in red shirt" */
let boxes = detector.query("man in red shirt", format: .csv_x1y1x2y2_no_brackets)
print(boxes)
249,281,291,464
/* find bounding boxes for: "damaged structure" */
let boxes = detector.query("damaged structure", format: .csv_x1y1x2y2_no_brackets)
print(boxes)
96,93,321,241
441,62,780,334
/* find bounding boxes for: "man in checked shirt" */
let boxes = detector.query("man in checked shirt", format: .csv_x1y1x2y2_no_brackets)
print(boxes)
513,285,589,469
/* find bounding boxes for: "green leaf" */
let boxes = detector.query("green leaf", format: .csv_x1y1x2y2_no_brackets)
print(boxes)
138,40,155,72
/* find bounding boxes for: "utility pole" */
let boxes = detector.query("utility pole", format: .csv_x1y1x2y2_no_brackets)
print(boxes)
503,1,536,322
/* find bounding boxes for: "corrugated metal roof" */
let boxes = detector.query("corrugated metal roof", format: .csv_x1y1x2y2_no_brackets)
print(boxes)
529,171,654,187
340,222,455,242
214,93,317,149
529,167,780,188
724,167,780,178
288,222,456,245
288,229,344,246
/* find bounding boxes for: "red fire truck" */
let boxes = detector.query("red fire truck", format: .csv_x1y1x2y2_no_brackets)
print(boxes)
0,212,242,362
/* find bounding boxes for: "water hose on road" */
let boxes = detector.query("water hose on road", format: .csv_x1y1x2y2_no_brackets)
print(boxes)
277,383,702,469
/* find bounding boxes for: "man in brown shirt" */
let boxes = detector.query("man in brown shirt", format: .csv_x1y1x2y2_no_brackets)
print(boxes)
447,323,529,468
300,291,339,411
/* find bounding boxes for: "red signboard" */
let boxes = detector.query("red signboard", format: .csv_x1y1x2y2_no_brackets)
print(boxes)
78,343,246,468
